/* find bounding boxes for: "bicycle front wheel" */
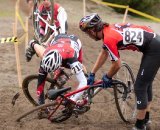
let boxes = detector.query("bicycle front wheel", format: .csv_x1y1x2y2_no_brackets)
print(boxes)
16,101,57,122
16,100,72,123
22,74,60,106
114,63,136,123
33,0,54,43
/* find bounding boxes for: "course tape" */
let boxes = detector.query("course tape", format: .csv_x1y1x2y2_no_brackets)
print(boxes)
0,37,18,43
16,11,26,32
90,0,160,22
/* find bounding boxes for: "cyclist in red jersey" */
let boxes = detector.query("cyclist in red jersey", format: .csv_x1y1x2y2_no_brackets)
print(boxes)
25,0,68,62
28,34,87,117
38,0,68,35
79,13,160,130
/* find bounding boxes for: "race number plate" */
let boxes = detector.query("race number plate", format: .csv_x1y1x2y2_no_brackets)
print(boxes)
70,61,83,74
123,28,144,46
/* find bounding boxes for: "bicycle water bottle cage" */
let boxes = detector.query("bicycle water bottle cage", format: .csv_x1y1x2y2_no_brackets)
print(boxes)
47,87,71,100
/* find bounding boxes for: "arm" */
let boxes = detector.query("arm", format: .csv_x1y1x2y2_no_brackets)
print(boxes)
82,64,87,75
37,67,48,105
91,49,108,74
107,59,121,78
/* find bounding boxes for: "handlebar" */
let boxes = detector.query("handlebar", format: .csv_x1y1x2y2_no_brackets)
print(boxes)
87,79,128,104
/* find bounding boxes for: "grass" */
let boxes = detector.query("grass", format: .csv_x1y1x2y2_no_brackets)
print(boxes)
0,11,14,18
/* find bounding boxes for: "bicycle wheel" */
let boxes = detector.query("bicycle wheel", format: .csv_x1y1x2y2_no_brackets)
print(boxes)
33,0,54,43
22,74,60,106
16,100,72,123
114,63,136,123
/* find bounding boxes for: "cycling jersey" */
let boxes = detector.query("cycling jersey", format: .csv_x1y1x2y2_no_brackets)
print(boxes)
49,34,83,64
38,3,67,33
37,34,86,105
102,23,155,61
102,23,160,110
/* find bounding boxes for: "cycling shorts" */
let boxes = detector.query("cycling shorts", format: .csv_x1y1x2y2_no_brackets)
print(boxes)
135,34,160,109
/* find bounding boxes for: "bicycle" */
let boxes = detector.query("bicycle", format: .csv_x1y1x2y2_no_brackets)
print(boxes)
16,63,136,123
33,0,57,43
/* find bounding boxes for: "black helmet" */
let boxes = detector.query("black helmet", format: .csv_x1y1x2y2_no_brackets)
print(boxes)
79,13,103,32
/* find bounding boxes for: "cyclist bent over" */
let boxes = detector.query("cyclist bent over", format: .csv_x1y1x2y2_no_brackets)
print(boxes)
79,13,160,130
28,34,87,106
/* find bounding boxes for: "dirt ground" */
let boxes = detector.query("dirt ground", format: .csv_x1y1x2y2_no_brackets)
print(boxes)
0,0,160,130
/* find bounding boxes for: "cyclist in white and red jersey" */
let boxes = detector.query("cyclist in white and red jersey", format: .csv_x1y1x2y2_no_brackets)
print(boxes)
79,13,160,130
39,0,68,34
25,0,68,62
28,34,87,108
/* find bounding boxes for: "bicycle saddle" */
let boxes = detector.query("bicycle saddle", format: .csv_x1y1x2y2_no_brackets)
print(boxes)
47,87,71,100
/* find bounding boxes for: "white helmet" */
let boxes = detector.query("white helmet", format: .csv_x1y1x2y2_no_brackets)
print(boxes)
41,50,62,73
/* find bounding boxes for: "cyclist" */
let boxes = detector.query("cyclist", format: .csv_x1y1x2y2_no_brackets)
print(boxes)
79,13,160,130
38,0,68,35
26,0,68,62
28,33,87,116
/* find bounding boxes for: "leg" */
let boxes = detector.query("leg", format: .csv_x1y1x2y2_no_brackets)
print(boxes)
134,54,160,129
25,39,45,62
144,84,152,124
33,44,45,59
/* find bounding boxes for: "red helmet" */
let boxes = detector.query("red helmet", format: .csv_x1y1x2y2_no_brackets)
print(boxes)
79,13,103,32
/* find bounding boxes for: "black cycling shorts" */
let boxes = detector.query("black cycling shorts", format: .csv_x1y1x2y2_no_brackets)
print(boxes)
135,35,160,110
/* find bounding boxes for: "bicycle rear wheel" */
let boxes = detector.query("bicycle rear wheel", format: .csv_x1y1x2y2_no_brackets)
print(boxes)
114,63,136,123
33,0,54,43
22,74,60,106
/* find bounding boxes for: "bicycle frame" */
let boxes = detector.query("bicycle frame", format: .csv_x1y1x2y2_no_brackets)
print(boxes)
47,80,103,120
34,11,58,36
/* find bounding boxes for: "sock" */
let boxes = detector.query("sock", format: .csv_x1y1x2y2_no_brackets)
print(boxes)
135,119,145,129
144,112,150,124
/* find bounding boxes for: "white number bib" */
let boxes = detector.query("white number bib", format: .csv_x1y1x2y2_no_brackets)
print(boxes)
123,28,144,46
70,61,83,74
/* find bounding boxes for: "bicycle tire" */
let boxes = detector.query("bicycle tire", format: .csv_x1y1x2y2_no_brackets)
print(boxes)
16,102,56,122
33,0,54,43
114,63,136,123
22,74,60,106
16,101,72,123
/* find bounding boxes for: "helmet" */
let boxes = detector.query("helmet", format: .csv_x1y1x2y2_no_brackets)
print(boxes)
41,50,62,73
79,13,103,32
